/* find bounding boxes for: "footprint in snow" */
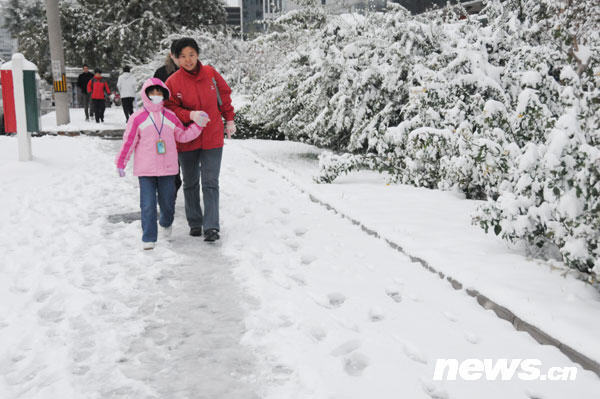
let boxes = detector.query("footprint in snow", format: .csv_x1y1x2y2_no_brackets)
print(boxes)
443,311,458,322
72,365,90,376
525,389,546,399
38,306,65,324
277,216,291,226
385,287,403,303
272,271,292,290
399,339,428,365
288,274,306,286
301,254,317,265
407,292,423,302
369,307,385,322
330,339,362,357
248,178,257,183
327,293,346,308
343,352,369,377
464,331,480,344
285,239,300,251
308,325,327,341
272,364,294,375
268,189,277,196
294,227,308,237
421,378,449,399
280,207,290,215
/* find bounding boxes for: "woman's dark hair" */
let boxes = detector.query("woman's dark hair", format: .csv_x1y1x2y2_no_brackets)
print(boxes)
170,39,180,54
123,66,130,73
173,37,199,58
94,69,102,74
145,85,169,99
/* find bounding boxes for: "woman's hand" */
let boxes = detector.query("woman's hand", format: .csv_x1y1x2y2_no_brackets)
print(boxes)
117,168,125,177
225,120,236,139
190,110,210,127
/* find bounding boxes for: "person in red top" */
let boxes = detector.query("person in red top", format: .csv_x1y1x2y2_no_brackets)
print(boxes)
87,69,111,123
165,37,236,242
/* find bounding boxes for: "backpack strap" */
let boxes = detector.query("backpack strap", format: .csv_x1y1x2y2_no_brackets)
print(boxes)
207,65,223,112
212,77,222,111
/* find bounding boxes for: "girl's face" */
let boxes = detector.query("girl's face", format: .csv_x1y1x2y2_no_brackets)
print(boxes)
177,46,199,71
148,88,163,97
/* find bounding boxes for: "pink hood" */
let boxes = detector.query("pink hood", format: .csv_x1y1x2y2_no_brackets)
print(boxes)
115,78,203,176
140,77,170,112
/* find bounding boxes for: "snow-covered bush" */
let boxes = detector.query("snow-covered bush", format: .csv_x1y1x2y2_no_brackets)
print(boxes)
242,0,600,273
472,0,600,273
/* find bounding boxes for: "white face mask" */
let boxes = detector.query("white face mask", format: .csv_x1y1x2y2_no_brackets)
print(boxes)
149,95,163,104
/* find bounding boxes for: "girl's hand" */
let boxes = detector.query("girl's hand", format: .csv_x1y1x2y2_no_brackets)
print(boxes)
225,120,236,139
118,168,125,177
190,110,210,127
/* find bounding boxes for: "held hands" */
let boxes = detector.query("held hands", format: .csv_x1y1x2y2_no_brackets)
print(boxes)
225,120,236,139
117,168,125,177
190,110,210,128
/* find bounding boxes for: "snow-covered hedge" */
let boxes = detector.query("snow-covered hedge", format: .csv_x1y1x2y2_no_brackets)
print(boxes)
241,0,600,273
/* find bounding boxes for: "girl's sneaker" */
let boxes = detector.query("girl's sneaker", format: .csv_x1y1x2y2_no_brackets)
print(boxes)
159,225,173,241
143,242,156,250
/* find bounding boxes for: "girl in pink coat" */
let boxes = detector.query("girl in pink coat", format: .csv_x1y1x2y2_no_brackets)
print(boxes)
115,77,209,249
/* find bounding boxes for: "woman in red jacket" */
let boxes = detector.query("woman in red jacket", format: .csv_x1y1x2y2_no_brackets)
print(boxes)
165,37,236,242
87,69,110,123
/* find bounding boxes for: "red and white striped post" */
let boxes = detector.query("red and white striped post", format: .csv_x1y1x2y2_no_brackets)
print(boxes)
1,53,38,161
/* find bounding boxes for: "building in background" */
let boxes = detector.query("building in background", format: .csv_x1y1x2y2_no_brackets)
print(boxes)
225,0,483,35
392,0,483,14
0,14,17,62
225,0,387,35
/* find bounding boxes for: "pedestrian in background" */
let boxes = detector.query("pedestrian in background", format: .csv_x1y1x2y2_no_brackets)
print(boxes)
87,69,110,123
77,64,94,121
154,39,180,83
117,66,137,121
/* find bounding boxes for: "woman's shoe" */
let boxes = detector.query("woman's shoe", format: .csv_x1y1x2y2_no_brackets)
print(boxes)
190,227,203,237
143,241,156,250
204,229,220,242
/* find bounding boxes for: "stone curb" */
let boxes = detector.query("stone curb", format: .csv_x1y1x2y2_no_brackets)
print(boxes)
39,130,123,138
248,151,600,378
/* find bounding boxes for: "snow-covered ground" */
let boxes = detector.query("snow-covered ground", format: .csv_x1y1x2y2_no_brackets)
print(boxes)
0,136,599,398
41,107,127,133
238,139,600,366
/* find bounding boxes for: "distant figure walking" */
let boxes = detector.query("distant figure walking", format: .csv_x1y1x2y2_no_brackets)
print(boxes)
117,66,137,121
154,40,180,83
77,64,94,121
87,69,110,123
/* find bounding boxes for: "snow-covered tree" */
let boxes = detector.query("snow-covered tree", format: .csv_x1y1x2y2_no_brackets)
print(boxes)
2,0,226,80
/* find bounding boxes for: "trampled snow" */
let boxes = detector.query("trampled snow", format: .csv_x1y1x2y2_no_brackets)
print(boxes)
41,107,127,133
1,136,599,398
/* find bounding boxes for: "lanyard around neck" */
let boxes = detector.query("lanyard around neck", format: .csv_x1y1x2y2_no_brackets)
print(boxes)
145,108,165,137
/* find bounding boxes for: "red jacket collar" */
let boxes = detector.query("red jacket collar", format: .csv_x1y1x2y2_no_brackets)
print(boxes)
181,62,205,80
